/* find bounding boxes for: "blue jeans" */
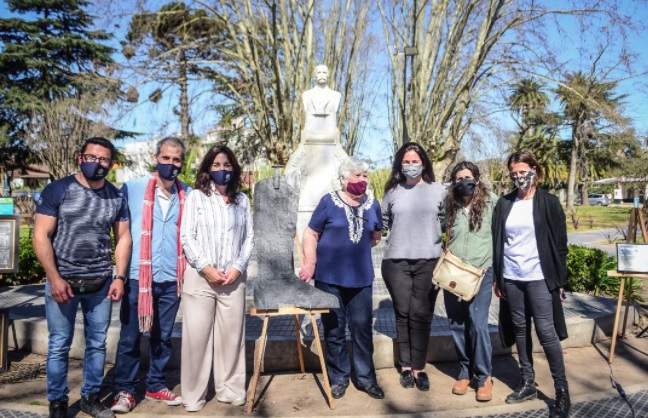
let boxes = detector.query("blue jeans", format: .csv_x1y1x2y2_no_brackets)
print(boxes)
314,281,377,388
444,267,493,387
114,280,180,394
505,279,568,391
45,279,113,402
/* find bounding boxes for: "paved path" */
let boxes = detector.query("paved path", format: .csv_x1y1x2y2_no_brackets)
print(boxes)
1,386,647,417
568,228,621,255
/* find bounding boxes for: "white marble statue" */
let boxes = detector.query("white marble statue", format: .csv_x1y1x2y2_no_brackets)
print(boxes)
285,63,349,237
302,65,341,133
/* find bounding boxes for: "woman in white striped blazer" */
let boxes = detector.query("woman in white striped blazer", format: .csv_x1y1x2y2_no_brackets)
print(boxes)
179,145,254,412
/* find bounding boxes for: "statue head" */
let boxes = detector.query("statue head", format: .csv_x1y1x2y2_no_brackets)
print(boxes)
314,65,329,86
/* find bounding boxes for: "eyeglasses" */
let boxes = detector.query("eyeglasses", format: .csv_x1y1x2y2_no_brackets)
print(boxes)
81,154,113,165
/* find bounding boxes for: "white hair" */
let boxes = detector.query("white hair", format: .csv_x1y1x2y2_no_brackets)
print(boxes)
338,157,369,179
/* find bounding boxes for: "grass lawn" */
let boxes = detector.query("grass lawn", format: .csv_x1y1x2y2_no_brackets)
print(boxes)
564,204,633,233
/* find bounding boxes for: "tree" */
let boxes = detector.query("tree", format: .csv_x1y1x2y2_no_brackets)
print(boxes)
123,1,221,141
507,79,566,190
25,86,138,180
555,71,626,210
376,0,639,180
0,0,117,192
199,0,377,163
0,0,115,139
508,79,550,140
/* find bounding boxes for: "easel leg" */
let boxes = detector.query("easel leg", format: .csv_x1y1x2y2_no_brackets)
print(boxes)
609,278,626,363
247,315,269,413
310,313,334,410
294,314,305,373
621,279,633,338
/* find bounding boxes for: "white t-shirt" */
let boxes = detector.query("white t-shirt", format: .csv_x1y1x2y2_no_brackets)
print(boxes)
156,187,172,219
503,198,544,281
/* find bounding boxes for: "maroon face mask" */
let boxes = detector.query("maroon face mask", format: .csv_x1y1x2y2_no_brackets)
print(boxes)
346,180,367,195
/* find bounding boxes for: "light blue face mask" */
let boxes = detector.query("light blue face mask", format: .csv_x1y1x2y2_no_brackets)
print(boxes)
402,164,423,180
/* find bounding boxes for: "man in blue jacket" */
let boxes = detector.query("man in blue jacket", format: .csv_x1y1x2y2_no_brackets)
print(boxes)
112,136,190,413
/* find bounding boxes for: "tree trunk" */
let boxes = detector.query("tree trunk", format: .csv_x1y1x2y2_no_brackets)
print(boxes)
179,49,190,141
566,121,579,212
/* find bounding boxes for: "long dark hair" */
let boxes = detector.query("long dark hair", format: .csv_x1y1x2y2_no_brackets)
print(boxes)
507,150,543,188
195,145,242,204
445,161,491,233
384,142,435,194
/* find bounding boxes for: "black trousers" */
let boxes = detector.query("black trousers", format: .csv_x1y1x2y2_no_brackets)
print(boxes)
381,258,439,370
505,279,568,391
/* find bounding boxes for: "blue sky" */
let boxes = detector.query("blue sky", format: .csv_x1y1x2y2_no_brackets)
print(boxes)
2,1,648,167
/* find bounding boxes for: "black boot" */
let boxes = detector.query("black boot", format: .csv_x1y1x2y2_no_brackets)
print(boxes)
81,393,115,418
505,379,537,404
49,400,68,418
549,388,571,418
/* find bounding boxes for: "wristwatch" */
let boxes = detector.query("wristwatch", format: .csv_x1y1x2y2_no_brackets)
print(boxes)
114,274,128,284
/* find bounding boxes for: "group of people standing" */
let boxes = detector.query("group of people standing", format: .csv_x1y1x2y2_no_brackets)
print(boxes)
299,143,570,418
35,135,570,418
35,137,253,418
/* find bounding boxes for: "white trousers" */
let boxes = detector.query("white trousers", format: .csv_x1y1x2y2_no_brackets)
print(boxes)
180,266,246,411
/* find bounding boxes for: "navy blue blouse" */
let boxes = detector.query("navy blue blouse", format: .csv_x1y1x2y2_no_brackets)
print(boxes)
308,191,382,288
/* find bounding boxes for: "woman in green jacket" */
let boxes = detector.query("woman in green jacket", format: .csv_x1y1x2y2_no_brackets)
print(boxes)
444,161,497,402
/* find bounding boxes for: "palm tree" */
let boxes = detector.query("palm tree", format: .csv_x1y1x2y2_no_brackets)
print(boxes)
507,78,550,138
555,71,625,211
508,79,566,190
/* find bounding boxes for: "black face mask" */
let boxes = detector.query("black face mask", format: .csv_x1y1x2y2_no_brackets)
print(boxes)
455,178,476,196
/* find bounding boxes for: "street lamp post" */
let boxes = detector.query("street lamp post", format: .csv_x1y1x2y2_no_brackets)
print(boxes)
62,126,72,175
402,46,418,147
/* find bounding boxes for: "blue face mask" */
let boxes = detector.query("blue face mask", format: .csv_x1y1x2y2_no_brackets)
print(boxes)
210,170,233,185
80,162,110,181
157,163,181,181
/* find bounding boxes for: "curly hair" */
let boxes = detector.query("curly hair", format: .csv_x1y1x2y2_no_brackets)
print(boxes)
384,142,435,194
194,145,242,205
445,161,491,233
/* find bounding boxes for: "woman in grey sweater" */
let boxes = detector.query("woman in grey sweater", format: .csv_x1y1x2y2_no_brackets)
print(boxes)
381,142,446,391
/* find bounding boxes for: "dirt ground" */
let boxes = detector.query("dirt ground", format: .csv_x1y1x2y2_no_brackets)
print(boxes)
1,327,647,417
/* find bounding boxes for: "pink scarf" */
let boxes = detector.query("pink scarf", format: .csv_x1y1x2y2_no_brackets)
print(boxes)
138,173,187,332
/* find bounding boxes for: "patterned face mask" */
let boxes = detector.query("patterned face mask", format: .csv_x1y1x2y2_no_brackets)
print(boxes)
511,170,536,191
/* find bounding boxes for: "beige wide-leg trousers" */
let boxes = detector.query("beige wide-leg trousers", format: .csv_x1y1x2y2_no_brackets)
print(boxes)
181,266,246,411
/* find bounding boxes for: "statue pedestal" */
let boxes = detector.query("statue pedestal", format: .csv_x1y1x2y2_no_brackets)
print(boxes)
284,129,349,239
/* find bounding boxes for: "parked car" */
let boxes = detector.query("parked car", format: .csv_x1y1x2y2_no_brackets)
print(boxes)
575,193,610,206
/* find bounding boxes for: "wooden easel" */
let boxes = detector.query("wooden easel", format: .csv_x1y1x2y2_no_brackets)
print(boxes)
626,207,648,245
246,234,335,412
246,306,334,412
607,207,648,363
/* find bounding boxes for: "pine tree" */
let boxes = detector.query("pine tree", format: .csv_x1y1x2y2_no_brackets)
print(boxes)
0,0,115,139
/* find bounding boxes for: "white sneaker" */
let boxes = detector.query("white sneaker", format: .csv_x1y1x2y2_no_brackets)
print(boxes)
112,391,136,413
231,397,246,406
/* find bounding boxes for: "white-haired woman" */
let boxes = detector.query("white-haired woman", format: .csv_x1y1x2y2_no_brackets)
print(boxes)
299,157,384,400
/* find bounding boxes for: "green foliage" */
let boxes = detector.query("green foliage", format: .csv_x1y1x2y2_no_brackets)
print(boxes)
0,0,115,140
566,244,643,303
1,235,45,286
369,168,391,203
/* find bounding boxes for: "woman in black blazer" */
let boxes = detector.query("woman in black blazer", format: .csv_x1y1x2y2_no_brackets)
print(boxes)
492,151,570,418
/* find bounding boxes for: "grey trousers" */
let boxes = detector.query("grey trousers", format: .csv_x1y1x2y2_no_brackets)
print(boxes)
504,279,568,391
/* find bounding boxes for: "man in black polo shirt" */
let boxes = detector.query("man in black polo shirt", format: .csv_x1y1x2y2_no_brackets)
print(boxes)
34,137,132,418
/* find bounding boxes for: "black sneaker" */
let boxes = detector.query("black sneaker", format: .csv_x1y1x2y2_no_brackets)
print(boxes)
81,393,116,418
49,400,68,418
399,370,415,388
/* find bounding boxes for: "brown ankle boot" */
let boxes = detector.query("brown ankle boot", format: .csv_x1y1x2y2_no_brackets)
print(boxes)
452,379,471,395
476,377,493,402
